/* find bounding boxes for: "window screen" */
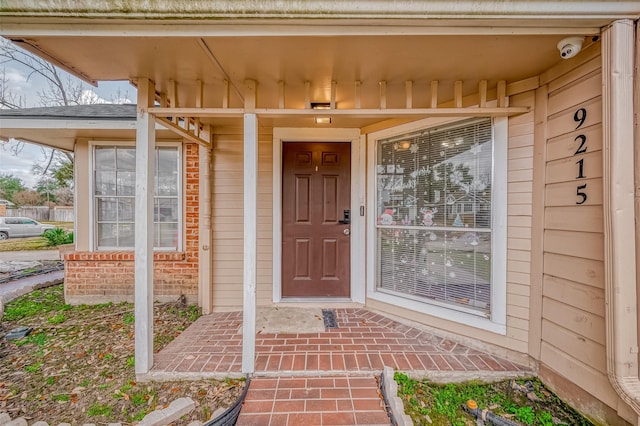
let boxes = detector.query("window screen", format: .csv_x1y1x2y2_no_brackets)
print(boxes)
376,118,493,316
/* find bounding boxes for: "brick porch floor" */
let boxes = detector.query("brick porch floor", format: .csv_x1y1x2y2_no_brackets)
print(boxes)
150,308,531,425
151,308,530,377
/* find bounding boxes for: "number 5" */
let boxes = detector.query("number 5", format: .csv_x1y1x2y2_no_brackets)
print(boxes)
576,184,587,205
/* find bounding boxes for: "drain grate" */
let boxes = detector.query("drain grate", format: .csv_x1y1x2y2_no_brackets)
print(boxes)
322,309,339,329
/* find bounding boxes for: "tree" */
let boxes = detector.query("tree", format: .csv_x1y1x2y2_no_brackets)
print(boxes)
0,67,25,109
12,190,42,207
0,38,89,108
0,38,85,193
36,177,58,204
32,150,74,189
53,187,74,206
0,174,26,202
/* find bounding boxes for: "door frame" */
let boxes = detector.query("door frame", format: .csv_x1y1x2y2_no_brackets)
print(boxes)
273,128,365,303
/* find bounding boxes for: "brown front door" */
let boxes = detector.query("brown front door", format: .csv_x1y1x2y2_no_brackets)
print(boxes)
282,142,351,298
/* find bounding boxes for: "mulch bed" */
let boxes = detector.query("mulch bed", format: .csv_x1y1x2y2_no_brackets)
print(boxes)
0,284,244,424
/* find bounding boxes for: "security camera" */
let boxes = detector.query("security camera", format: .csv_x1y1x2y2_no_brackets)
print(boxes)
557,37,585,59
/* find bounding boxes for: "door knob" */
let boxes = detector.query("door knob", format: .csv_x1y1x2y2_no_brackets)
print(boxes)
343,228,350,236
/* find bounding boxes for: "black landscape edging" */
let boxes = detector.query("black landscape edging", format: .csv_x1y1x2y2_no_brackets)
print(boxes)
204,375,251,426
0,261,64,284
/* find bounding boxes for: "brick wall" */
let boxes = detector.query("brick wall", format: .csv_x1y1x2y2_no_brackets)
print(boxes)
64,143,200,304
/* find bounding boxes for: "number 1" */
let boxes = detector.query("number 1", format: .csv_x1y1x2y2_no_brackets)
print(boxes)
576,158,586,179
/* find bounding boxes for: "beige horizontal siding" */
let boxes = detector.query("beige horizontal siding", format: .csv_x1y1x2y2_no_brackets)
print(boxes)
539,47,615,409
502,90,536,347
543,253,604,288
211,132,273,310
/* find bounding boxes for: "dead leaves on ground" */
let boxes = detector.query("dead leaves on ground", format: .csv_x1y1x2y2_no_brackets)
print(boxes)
0,285,243,424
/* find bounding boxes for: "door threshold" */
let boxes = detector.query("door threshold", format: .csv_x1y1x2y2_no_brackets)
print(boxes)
275,298,363,308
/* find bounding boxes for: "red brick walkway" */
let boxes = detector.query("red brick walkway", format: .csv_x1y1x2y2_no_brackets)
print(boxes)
236,376,390,425
152,308,529,376
150,308,531,425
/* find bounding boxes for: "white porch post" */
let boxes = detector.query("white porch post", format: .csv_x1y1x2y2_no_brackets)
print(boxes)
242,80,258,374
242,112,258,374
134,77,156,375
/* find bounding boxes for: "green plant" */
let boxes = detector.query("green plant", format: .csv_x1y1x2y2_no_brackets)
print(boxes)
536,410,555,426
103,353,114,360
126,356,135,368
132,408,147,421
52,394,70,402
24,362,42,373
88,403,113,417
47,313,66,324
514,406,534,424
46,376,56,386
131,392,147,406
123,312,135,325
43,227,74,247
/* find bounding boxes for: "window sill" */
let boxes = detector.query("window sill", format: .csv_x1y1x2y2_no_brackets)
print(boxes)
367,290,506,335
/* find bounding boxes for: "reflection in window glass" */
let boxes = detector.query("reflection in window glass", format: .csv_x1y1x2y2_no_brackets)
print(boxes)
94,145,180,250
376,119,493,316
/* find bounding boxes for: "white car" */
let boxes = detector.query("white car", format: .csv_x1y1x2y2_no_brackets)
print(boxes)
0,217,56,240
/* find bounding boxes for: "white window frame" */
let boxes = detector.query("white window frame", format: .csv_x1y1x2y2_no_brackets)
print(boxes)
366,116,507,334
89,140,183,252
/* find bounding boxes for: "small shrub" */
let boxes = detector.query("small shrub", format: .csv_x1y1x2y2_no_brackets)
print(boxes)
43,227,74,247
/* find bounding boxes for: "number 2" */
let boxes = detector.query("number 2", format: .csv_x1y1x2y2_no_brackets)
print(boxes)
576,184,588,205
574,135,587,154
574,108,587,129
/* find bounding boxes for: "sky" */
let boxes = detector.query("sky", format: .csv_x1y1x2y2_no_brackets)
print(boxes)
1,55,135,188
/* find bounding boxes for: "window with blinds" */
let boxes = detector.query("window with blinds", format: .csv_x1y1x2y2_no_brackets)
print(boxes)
94,145,180,250
376,118,493,317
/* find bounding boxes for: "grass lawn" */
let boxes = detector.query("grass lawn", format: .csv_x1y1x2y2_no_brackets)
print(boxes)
0,236,53,251
0,284,244,424
0,222,74,251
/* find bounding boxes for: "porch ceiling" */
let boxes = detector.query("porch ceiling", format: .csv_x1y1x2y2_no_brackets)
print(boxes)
4,33,591,129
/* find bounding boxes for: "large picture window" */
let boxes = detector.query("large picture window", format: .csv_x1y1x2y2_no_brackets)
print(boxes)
93,145,180,250
375,118,494,317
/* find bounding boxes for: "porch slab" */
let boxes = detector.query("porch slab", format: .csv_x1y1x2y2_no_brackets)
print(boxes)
149,308,531,381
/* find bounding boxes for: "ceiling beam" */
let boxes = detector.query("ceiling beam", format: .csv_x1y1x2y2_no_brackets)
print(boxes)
148,106,529,118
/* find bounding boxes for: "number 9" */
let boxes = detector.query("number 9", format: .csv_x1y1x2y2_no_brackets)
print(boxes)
574,108,587,130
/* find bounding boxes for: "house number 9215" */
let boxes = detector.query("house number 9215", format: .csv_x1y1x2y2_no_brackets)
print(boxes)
574,107,587,204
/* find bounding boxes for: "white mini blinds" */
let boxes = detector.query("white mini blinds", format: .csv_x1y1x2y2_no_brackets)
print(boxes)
375,118,494,317
93,145,180,250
